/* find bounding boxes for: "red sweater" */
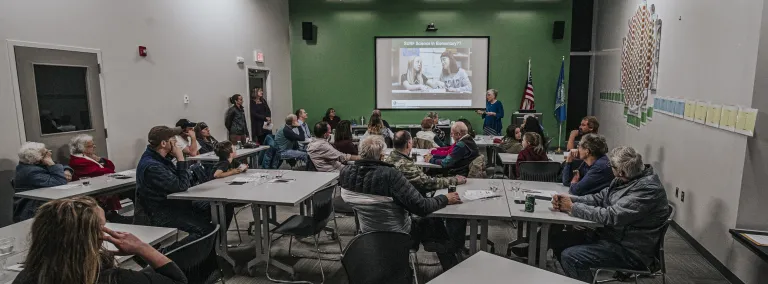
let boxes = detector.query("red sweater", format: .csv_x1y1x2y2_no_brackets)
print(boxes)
515,146,550,178
69,155,121,210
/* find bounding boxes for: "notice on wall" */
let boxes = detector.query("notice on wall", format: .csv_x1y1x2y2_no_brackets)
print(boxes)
705,104,722,127
684,100,696,121
719,106,739,132
735,108,758,137
694,102,708,124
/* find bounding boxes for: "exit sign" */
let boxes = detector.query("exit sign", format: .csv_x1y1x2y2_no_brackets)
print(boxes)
254,50,264,63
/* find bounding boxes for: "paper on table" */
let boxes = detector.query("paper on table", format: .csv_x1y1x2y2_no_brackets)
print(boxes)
520,189,558,199
735,108,758,137
694,102,708,123
706,104,722,127
719,106,738,131
115,170,136,176
463,190,501,201
232,177,259,183
742,233,768,246
684,100,695,120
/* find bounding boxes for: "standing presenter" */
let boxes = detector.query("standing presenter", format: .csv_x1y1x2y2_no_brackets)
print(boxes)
475,89,504,135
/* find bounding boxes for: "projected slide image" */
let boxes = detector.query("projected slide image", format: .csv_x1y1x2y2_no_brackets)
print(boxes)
396,48,472,94
375,37,488,109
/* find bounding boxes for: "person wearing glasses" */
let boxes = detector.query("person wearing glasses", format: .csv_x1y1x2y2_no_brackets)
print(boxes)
562,134,614,196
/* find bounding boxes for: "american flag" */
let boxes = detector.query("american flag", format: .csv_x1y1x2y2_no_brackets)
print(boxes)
520,59,535,110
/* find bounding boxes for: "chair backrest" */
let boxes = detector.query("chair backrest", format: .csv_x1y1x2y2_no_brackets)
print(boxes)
311,183,337,234
412,137,434,149
519,161,562,182
652,219,671,273
342,231,413,284
165,224,220,284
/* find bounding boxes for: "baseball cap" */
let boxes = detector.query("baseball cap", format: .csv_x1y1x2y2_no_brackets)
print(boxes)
175,119,196,129
148,126,182,146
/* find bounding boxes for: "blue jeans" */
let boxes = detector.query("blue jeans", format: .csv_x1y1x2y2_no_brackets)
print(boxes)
281,149,308,162
552,229,647,283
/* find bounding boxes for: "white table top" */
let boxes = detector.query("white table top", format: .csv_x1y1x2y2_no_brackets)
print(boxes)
430,179,511,220
468,135,502,147
168,170,338,206
428,251,585,283
14,171,136,201
504,180,600,227
498,153,566,164
188,146,269,161
1,220,177,282
382,148,442,168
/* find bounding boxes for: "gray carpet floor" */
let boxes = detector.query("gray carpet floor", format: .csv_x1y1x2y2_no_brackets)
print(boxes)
213,204,731,284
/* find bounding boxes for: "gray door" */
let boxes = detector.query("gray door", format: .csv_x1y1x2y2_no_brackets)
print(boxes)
14,46,107,164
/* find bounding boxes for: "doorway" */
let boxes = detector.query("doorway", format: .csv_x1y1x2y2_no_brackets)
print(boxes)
247,68,271,143
12,45,108,164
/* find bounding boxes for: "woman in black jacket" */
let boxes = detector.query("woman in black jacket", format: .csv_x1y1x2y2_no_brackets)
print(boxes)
249,88,271,144
225,94,249,144
13,196,187,284
194,122,218,154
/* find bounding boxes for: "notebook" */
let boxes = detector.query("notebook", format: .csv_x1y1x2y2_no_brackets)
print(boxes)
742,233,768,246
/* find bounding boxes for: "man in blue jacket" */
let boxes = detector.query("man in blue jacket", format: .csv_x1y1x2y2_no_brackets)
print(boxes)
13,142,74,222
562,134,614,196
136,126,212,247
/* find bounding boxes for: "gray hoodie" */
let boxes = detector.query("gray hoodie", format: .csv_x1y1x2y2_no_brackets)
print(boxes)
570,165,670,267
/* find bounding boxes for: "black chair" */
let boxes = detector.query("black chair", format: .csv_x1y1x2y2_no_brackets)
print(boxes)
332,195,360,235
518,161,562,182
342,231,416,284
592,205,674,284
265,184,342,283
163,224,224,284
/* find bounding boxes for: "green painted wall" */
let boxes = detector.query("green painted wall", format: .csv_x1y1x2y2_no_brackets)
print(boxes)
289,0,571,139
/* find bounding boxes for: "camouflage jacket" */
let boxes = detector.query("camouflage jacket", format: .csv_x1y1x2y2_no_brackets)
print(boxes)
384,150,457,194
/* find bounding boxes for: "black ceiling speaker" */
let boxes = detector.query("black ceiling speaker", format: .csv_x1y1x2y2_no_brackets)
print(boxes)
553,21,565,40
302,22,314,40
426,23,438,32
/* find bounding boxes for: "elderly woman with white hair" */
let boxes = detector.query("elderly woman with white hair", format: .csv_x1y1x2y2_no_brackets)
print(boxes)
13,142,73,222
68,134,126,220
549,146,670,283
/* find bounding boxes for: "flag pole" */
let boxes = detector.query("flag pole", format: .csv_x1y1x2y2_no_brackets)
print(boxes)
554,55,565,155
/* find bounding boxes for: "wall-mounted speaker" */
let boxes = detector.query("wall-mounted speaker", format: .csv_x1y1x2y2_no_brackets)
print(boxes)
302,22,314,41
553,21,565,40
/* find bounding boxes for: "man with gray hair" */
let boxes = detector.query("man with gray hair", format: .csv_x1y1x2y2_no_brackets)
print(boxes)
427,121,479,177
550,146,670,282
274,114,308,163
340,136,463,270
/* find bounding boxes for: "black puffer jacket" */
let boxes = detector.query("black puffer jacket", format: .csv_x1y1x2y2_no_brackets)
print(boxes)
339,159,448,216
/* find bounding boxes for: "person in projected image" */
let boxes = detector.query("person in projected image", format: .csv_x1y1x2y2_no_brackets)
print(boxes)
401,56,441,91
439,51,472,93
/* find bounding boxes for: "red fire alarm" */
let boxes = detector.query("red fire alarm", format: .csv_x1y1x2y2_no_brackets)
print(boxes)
138,46,148,57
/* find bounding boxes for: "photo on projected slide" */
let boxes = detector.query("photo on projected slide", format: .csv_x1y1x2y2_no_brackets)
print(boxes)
375,37,489,109
397,48,472,93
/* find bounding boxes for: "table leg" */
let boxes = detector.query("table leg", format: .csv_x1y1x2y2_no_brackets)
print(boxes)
469,219,478,254
251,204,263,254
538,223,551,269
527,222,539,266
480,220,489,252
210,202,235,266
261,205,270,254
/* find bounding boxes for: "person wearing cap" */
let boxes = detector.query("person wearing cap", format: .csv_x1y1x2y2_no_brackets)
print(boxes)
174,119,199,156
194,122,219,154
136,126,213,247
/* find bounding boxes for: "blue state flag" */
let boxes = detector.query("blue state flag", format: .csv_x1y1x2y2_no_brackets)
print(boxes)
554,58,567,124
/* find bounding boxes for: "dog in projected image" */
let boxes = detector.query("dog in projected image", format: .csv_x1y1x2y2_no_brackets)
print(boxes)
397,49,472,93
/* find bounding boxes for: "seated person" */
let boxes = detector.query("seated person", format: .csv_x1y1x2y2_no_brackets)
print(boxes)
340,137,463,270
308,121,360,172
456,118,476,138
174,119,199,156
274,114,309,163
415,118,439,149
68,134,126,222
194,122,219,154
567,116,599,151
362,115,394,141
211,141,248,179
136,126,213,247
295,109,312,140
521,116,547,147
385,131,466,195
13,196,188,284
426,122,479,177
427,112,447,147
550,146,670,283
515,132,549,178
372,109,391,129
562,134,614,196
322,108,341,130
13,142,73,222
333,120,358,155
499,124,523,154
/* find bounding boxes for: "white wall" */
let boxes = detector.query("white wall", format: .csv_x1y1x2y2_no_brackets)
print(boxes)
0,0,292,225
592,0,763,282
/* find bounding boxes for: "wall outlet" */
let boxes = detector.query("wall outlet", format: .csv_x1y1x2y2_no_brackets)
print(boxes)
183,94,190,104
675,187,679,198
681,191,685,202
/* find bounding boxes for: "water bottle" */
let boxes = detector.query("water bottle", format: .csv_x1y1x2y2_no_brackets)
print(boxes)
360,116,365,125
237,141,243,149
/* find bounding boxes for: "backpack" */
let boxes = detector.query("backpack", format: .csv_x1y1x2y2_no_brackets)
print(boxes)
261,134,282,169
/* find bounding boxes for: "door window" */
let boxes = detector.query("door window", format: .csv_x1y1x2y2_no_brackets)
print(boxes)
32,64,92,134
